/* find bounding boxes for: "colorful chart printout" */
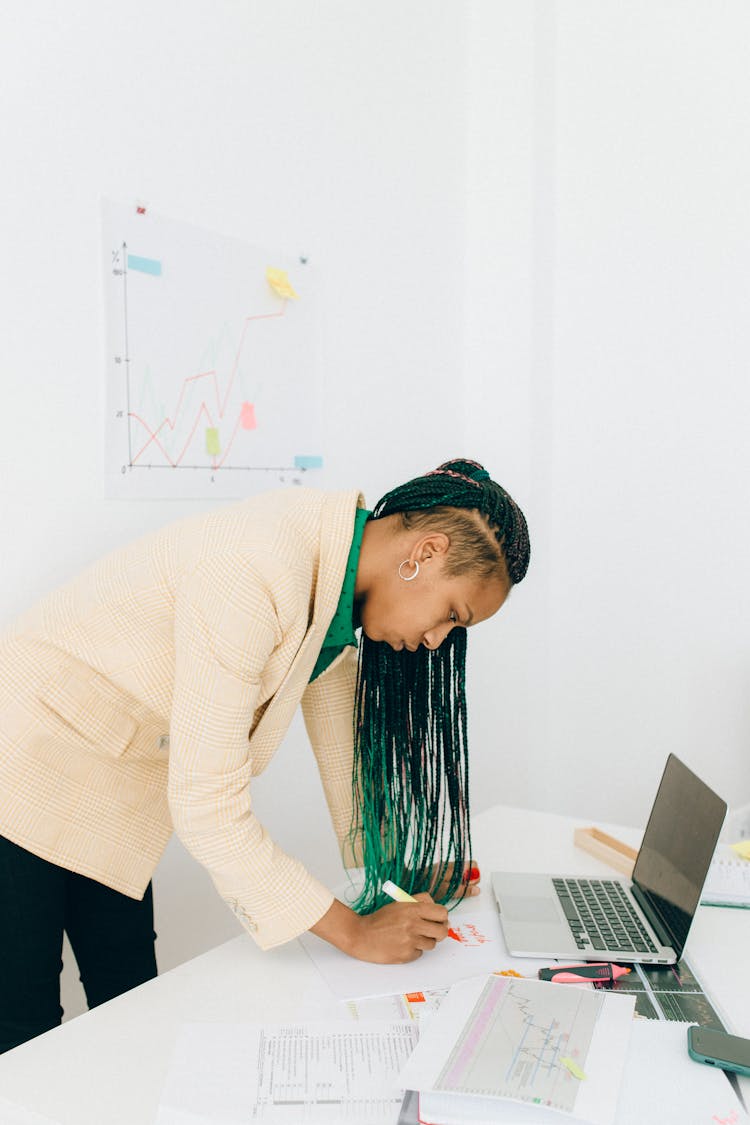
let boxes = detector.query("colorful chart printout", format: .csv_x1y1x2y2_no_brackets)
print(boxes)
103,200,322,498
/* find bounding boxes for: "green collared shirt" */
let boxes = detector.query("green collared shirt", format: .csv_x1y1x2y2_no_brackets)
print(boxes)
309,507,370,682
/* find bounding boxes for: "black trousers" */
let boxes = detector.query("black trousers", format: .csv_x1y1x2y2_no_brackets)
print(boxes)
0,834,158,1054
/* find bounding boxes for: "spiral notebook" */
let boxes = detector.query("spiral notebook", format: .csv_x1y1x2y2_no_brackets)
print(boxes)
701,843,750,908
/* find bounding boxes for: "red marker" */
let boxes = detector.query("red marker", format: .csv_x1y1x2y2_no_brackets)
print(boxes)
538,963,631,985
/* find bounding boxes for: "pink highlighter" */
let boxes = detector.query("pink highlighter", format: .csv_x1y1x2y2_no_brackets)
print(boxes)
538,962,631,985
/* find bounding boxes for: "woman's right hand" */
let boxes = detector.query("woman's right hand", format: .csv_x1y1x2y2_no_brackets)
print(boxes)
310,894,450,964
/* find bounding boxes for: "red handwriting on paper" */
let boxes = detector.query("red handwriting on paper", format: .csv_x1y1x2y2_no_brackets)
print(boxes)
450,922,490,946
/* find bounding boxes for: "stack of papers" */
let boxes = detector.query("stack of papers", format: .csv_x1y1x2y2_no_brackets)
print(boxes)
702,844,750,908
155,896,748,1124
399,1019,748,1124
155,988,748,1125
399,974,634,1125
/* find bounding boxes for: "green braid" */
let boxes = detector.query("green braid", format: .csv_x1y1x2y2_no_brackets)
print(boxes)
348,458,530,914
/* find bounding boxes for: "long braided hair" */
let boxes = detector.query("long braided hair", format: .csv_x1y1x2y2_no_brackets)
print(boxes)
349,458,530,913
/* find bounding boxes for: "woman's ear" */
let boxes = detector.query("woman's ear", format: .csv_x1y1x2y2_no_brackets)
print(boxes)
415,532,450,562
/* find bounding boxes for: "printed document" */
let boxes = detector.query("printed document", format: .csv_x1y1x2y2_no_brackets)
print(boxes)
400,975,634,1125
412,1019,748,1124
156,1019,418,1124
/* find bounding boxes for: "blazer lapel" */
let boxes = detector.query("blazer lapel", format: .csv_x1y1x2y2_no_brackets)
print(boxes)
248,490,364,766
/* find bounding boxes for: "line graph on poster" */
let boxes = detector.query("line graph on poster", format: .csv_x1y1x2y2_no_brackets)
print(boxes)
103,200,323,498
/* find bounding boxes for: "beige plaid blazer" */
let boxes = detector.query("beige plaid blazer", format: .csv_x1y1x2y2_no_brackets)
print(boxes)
0,488,364,950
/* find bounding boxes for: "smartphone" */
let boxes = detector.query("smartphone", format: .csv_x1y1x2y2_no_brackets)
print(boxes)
687,1025,750,1078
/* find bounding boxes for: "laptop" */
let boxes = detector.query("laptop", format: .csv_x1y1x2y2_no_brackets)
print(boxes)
490,753,726,964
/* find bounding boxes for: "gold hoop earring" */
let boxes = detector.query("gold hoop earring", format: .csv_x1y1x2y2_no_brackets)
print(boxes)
398,559,419,582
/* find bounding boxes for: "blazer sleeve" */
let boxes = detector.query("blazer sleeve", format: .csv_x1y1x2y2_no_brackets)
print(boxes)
168,554,335,951
301,646,364,868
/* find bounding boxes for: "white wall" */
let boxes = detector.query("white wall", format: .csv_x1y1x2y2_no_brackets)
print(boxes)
2,0,749,1023
1,0,469,1020
464,0,750,826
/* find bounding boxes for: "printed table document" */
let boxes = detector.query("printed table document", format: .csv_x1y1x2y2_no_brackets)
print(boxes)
399,975,634,1125
156,1019,417,1124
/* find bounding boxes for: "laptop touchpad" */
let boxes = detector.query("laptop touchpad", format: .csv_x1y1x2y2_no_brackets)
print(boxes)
504,896,561,924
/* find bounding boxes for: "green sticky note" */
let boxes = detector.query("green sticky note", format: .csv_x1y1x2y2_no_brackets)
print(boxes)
205,428,221,456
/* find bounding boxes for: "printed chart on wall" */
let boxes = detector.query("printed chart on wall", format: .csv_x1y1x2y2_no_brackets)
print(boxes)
102,200,322,498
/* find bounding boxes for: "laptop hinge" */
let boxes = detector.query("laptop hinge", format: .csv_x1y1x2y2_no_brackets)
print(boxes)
631,882,674,949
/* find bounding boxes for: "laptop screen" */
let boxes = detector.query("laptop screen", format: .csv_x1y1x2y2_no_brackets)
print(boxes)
632,754,727,955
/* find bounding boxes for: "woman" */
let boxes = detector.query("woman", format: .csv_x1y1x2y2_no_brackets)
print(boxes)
0,457,529,1052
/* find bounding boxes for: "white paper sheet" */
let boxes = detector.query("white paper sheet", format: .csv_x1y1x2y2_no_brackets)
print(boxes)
155,1020,418,1124
415,1020,748,1124
299,897,545,1000
102,200,322,500
614,1020,746,1124
346,989,449,1027
400,975,634,1125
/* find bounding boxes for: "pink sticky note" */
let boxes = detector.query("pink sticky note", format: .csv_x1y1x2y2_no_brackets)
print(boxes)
241,402,257,430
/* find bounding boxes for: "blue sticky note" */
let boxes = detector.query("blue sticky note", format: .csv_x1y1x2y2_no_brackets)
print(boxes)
128,254,162,276
294,455,323,470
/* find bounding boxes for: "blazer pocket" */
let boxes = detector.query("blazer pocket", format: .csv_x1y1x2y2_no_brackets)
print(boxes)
39,666,138,757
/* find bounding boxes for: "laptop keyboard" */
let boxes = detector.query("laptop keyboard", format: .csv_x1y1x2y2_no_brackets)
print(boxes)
553,878,658,954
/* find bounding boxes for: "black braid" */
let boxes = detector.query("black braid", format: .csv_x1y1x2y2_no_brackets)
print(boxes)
349,459,530,914
373,458,530,584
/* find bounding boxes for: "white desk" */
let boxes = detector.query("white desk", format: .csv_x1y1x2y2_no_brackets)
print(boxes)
1,804,748,1124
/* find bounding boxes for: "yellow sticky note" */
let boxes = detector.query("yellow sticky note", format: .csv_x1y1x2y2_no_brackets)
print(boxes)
731,840,750,861
205,427,221,456
560,1057,586,1081
266,266,299,299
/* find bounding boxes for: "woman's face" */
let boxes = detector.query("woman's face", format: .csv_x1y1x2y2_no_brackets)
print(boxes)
358,549,508,652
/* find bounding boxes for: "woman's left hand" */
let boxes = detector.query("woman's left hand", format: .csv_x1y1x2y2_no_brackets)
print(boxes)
430,861,481,899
